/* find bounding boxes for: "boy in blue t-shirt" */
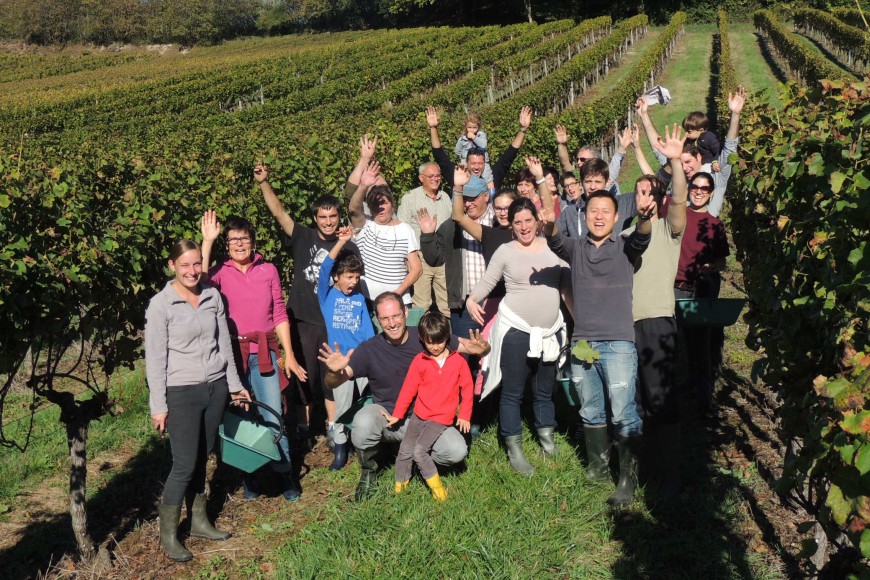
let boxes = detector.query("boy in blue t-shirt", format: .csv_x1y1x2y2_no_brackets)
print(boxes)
318,225,374,470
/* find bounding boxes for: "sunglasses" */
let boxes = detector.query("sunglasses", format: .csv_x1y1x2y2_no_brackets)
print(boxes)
689,184,713,193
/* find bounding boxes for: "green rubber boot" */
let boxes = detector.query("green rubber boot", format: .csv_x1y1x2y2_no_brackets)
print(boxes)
608,436,642,507
355,446,380,502
189,494,230,541
158,504,192,562
537,427,556,455
504,435,535,475
583,426,611,482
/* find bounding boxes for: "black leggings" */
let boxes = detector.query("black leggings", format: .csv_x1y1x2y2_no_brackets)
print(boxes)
163,379,228,506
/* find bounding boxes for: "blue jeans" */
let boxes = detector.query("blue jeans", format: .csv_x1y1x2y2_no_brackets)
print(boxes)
247,352,292,473
571,340,642,438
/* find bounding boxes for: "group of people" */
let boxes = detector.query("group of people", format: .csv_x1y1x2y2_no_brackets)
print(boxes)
144,86,747,561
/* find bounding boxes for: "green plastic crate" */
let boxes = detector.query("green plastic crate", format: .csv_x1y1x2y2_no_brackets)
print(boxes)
675,298,746,327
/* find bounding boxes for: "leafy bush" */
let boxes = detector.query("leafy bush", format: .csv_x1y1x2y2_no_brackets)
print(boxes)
731,77,870,572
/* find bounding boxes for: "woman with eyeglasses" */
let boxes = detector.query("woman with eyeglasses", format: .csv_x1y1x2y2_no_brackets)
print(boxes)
200,211,305,502
465,197,572,474
145,238,251,562
673,172,729,408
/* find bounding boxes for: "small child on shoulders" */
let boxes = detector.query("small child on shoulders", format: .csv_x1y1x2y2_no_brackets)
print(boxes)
682,111,721,173
454,111,495,189
317,225,374,470
383,312,473,501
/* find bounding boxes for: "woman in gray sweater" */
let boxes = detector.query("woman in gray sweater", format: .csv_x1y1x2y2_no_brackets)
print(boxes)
145,239,251,562
466,198,572,474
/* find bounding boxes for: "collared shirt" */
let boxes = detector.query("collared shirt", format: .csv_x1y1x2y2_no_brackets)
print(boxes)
461,204,494,296
397,185,452,240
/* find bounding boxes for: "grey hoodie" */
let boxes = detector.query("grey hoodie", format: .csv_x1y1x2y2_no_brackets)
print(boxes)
145,281,244,415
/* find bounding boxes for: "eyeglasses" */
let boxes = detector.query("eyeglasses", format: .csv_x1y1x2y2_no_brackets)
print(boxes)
376,313,405,324
423,173,442,179
227,236,252,245
564,181,580,188
494,206,511,213
689,184,713,193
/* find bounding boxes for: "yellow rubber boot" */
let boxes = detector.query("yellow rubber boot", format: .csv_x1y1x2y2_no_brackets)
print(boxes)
394,480,409,494
425,474,447,502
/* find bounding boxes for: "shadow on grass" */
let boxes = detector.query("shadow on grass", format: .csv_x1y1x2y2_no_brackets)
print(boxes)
0,436,172,578
609,367,801,578
755,33,791,85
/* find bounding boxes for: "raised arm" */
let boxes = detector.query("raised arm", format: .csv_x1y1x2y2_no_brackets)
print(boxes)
725,85,746,142
510,106,533,150
427,106,442,149
256,162,295,237
608,125,634,189
554,124,574,174
199,210,221,282
652,124,688,235
526,156,555,222
348,134,378,188
349,161,379,230
635,98,663,156
631,124,656,176
450,165,482,240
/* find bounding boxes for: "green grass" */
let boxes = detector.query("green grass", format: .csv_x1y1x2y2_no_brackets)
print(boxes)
617,25,715,190
0,367,152,504
270,426,784,578
729,23,784,109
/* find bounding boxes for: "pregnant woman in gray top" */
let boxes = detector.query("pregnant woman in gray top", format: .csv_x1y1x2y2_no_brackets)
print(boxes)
466,198,572,474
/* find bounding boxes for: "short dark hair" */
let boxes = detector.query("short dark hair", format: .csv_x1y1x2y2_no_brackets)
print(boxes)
224,215,256,246
310,194,341,219
493,189,519,205
586,190,618,212
690,171,715,190
373,291,404,317
507,197,539,224
579,158,609,181
635,175,667,216
683,111,709,132
515,168,536,185
467,147,486,162
543,166,560,184
560,174,578,188
332,251,364,278
169,239,200,262
418,311,451,345
682,143,702,158
364,185,395,216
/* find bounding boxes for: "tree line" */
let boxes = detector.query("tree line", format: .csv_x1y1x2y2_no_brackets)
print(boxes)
0,0,859,47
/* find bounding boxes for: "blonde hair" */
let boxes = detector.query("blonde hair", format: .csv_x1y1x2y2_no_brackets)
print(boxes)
465,111,482,127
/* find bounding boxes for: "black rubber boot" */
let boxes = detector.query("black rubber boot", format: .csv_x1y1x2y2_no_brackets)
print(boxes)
242,474,260,500
536,428,556,455
158,504,192,562
330,442,349,471
504,434,535,475
354,446,380,502
277,471,300,502
583,426,611,482
189,494,230,541
608,436,642,507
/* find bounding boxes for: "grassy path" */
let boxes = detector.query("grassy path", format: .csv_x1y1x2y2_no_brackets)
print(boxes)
730,23,784,108
617,25,714,190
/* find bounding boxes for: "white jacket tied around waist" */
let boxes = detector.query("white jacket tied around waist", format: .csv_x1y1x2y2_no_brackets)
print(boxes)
479,301,566,400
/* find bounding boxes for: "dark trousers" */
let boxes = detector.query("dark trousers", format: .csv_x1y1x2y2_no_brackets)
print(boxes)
164,379,229,506
675,274,722,406
395,414,449,481
291,319,329,403
634,317,679,426
499,328,557,437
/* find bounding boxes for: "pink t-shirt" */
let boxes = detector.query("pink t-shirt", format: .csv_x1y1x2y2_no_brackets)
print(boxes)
209,255,289,353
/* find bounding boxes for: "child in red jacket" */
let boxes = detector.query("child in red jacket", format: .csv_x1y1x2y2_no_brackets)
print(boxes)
383,312,473,501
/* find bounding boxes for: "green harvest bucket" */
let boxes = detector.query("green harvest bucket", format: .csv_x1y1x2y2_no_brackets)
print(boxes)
675,298,746,327
556,344,579,407
219,400,283,473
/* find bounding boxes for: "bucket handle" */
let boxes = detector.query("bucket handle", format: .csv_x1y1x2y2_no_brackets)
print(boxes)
230,400,286,446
